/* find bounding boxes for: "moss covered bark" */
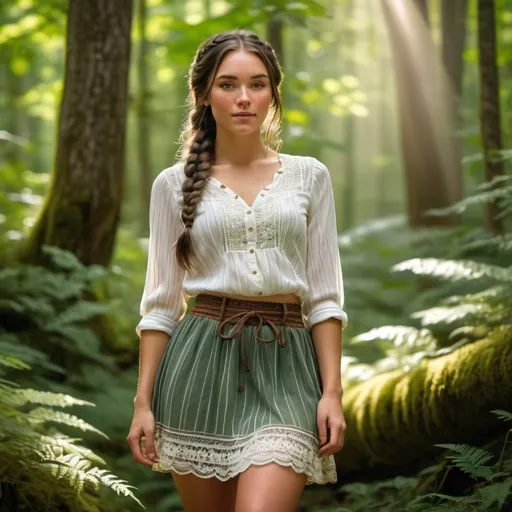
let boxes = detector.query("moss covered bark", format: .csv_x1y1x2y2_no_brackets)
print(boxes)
336,327,512,474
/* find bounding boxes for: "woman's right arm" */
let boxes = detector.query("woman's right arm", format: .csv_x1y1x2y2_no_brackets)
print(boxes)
128,169,188,465
135,168,188,402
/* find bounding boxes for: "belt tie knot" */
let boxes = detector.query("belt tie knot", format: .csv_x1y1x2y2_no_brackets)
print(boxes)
216,297,289,374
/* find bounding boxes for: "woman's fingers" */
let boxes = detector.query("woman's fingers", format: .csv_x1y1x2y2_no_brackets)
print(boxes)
127,427,154,466
318,420,346,457
143,428,160,463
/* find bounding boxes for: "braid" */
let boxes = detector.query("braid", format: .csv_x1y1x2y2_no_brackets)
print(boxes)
175,106,215,271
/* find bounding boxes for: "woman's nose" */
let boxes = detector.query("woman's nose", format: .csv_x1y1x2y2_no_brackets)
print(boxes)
237,87,250,104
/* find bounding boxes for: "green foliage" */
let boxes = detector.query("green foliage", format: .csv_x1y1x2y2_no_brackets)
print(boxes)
0,368,143,511
0,244,147,510
0,244,117,386
341,179,512,386
308,411,512,512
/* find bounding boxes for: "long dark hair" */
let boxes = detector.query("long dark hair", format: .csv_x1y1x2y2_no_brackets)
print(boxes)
174,29,283,271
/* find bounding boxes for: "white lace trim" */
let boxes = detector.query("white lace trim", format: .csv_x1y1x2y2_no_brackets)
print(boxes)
151,424,337,486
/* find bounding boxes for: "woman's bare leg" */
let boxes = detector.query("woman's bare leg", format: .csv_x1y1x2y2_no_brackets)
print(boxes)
171,471,239,512
234,463,308,512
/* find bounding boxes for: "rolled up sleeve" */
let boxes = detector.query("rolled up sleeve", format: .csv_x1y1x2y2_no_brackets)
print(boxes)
135,170,188,338
302,158,348,331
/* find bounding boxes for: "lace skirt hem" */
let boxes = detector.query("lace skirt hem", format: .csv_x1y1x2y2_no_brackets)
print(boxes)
151,423,337,486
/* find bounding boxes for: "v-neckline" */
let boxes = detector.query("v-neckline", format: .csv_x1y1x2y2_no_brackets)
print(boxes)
208,153,286,209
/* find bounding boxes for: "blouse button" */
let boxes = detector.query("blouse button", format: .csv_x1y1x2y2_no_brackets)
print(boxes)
248,227,254,232
252,270,257,275
238,385,244,392
250,249,255,254
260,193,265,197
234,195,238,199
220,184,226,189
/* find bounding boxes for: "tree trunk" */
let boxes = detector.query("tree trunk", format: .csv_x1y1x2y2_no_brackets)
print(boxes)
266,16,284,68
412,0,429,27
477,0,504,235
19,0,134,266
5,54,24,164
336,329,512,474
342,0,356,230
440,0,468,226
137,0,151,237
442,0,468,118
381,0,462,227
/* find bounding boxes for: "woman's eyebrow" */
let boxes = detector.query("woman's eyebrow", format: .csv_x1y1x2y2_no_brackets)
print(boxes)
215,74,269,80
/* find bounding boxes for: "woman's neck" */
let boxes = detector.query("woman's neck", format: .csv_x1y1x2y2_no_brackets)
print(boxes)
213,130,270,167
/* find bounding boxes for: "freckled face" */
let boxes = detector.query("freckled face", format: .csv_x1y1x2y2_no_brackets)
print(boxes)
206,50,274,135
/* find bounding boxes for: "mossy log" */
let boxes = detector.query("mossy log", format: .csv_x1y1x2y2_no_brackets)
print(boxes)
336,327,512,474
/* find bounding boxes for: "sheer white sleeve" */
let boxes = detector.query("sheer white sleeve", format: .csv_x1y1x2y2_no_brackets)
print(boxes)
135,170,188,338
302,159,348,331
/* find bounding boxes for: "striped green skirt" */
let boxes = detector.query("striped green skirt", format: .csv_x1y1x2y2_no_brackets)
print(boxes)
150,295,337,485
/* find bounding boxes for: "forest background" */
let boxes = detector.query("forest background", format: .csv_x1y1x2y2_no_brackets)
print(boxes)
0,0,511,511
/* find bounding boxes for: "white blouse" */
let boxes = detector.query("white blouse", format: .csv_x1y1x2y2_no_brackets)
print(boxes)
136,153,348,337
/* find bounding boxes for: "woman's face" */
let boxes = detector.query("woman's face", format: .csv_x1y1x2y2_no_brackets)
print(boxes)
206,49,273,136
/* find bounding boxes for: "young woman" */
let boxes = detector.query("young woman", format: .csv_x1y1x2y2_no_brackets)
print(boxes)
127,29,348,512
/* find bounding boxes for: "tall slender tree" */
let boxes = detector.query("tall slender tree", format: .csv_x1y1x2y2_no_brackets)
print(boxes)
137,0,151,237
442,0,468,117
381,0,462,227
20,0,134,266
477,0,504,234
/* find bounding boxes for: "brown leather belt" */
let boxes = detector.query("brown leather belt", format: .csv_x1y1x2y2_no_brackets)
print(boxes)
190,294,305,391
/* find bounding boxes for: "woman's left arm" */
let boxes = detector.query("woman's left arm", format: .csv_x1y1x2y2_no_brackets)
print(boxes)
303,158,348,457
311,318,343,396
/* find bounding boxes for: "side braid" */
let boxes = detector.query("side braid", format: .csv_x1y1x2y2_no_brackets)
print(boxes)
174,29,284,271
175,107,215,271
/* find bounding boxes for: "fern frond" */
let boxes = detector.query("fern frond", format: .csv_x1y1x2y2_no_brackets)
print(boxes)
435,443,493,479
393,258,512,283
42,245,108,283
39,435,106,465
41,245,88,272
479,478,512,509
26,407,109,439
6,388,94,408
0,354,30,370
352,326,437,350
82,467,145,508
427,186,511,216
491,410,512,422
461,232,512,253
46,301,109,327
0,338,65,373
412,303,494,326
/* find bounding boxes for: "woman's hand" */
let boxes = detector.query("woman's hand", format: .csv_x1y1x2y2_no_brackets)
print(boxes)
127,406,160,466
317,391,347,457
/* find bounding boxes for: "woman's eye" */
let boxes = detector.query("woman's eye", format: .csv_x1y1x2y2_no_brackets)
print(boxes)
220,82,265,89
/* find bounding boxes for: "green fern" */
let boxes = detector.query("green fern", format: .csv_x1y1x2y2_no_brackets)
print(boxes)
393,258,512,283
0,375,145,510
434,443,494,479
26,407,109,439
492,409,512,422
479,478,512,509
4,387,94,408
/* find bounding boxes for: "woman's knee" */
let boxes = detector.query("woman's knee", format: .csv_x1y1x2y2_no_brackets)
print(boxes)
234,464,308,512
171,471,239,512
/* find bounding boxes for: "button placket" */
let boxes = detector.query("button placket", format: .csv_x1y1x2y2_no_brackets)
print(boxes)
245,208,260,283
